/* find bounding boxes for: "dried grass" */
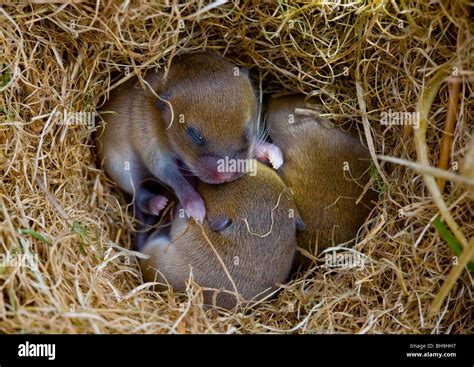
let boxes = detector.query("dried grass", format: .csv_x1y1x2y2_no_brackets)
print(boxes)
0,0,472,334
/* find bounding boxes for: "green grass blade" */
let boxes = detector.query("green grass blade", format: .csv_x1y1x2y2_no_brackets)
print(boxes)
433,218,474,271
20,229,51,246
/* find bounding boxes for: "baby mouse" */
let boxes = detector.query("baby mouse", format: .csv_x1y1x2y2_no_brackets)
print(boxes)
97,52,282,223
139,162,304,309
266,95,376,269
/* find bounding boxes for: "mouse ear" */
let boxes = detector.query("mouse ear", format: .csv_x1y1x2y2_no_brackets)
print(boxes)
238,67,249,78
295,212,306,232
155,92,171,111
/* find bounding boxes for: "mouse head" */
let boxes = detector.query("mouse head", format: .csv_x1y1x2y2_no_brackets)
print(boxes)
190,163,304,307
152,162,304,309
157,53,258,184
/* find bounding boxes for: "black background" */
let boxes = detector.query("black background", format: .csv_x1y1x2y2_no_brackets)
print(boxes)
0,334,471,366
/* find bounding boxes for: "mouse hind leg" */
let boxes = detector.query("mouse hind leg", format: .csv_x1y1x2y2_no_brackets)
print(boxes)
134,207,160,251
103,150,169,217
135,186,169,217
134,196,174,251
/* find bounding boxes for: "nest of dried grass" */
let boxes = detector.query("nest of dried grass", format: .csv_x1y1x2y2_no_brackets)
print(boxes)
0,0,472,333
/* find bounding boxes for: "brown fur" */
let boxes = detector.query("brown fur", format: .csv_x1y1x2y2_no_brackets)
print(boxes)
140,163,300,309
266,95,376,269
156,54,257,171
96,53,258,223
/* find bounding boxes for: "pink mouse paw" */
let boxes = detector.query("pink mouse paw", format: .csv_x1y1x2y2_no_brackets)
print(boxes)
183,195,206,223
148,195,169,216
254,141,284,170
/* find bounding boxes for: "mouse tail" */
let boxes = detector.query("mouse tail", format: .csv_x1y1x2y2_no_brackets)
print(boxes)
134,208,158,251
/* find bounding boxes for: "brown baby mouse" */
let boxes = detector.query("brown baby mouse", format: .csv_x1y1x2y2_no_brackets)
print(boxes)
139,162,304,309
97,52,283,223
265,95,376,269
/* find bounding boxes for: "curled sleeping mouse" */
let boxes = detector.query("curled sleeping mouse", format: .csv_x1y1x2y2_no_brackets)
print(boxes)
265,94,377,269
96,52,283,229
139,162,305,309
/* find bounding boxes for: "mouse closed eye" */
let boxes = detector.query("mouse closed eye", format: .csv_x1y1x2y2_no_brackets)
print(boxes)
186,126,206,147
208,215,233,232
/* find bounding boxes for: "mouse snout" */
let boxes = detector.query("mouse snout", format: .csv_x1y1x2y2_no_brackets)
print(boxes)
198,155,245,184
213,170,239,182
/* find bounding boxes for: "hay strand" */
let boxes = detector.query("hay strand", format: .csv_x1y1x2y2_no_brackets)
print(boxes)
0,0,472,334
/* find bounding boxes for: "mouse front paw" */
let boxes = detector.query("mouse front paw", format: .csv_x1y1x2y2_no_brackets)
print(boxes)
254,141,284,170
148,195,169,216
183,195,206,223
